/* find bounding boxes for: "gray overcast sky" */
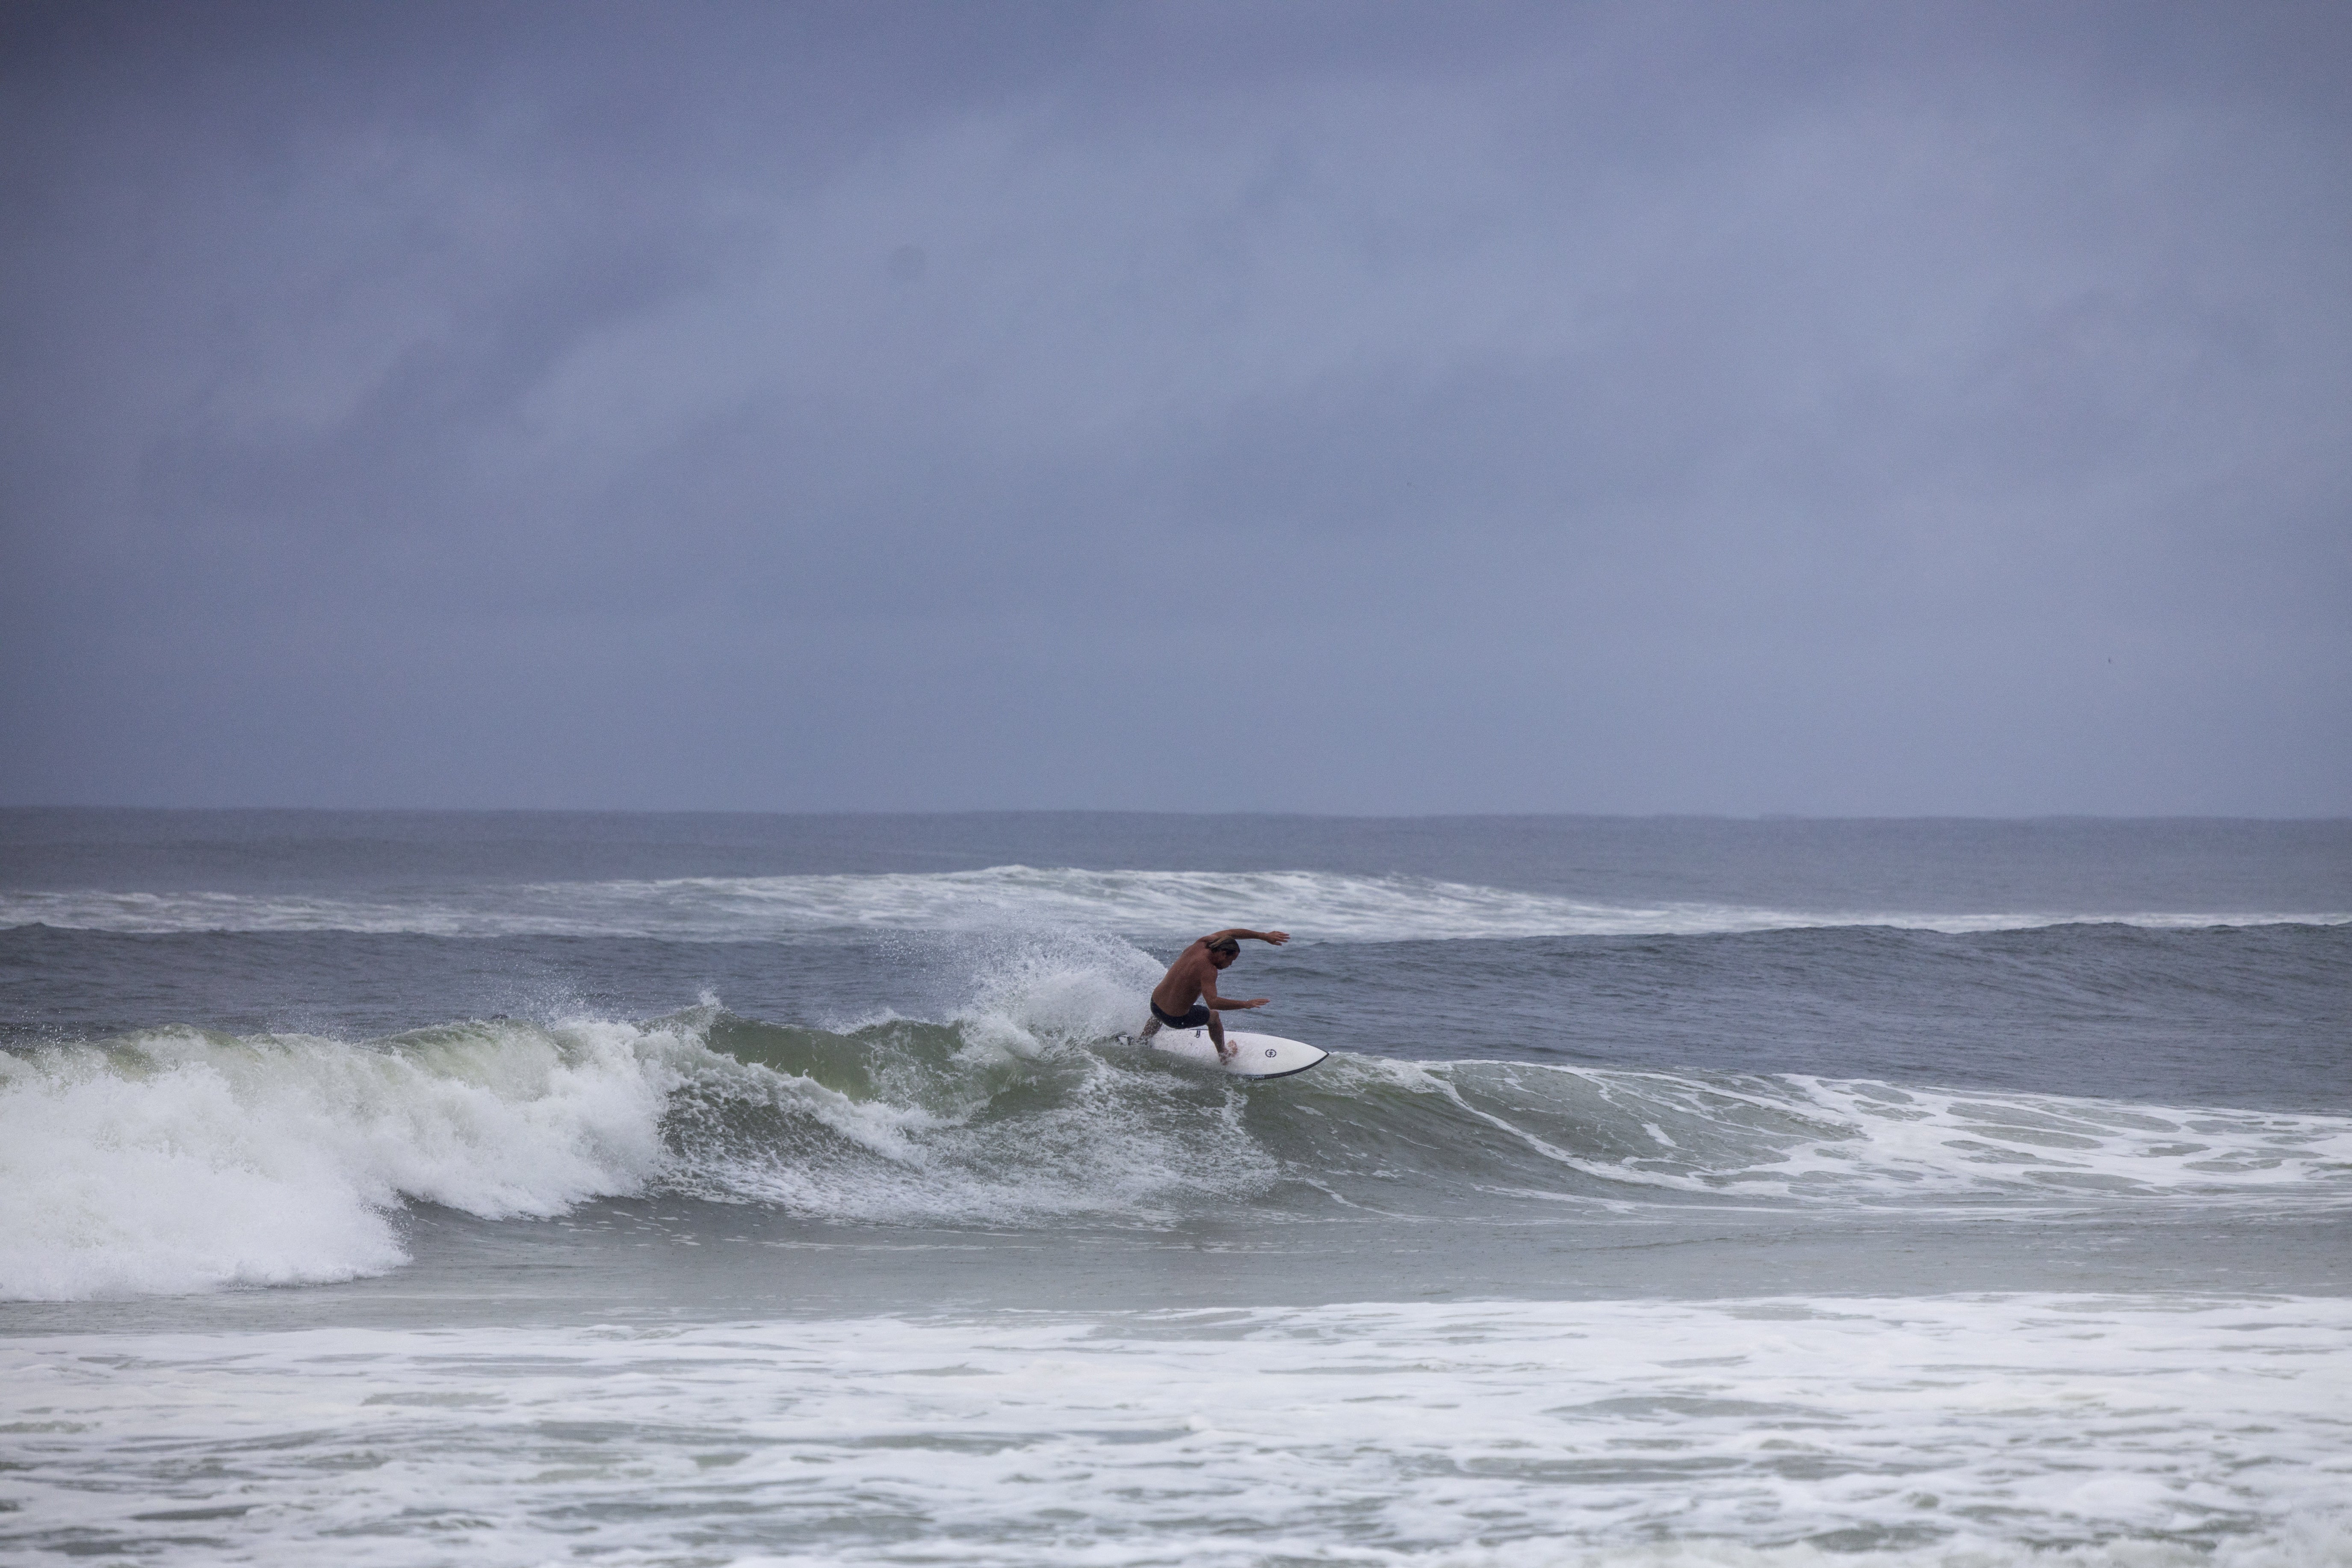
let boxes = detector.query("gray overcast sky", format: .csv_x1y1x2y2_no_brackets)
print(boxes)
3,0,2346,814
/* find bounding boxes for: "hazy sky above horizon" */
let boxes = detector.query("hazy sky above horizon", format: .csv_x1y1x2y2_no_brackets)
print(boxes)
3,0,2346,814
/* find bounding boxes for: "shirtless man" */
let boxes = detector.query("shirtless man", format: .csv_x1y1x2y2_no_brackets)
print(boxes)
1141,927,1290,1062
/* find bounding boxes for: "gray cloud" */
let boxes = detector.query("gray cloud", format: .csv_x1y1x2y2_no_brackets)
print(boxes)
4,0,2347,812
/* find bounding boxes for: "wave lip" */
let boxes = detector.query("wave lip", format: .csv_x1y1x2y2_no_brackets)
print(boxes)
0,1021,681,1300
6,866,2343,940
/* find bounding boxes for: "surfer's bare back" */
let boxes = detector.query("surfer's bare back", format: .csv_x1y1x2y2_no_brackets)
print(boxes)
1142,928,1290,1062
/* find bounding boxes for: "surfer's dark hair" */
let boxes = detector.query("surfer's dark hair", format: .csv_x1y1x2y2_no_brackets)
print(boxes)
1206,937,1241,954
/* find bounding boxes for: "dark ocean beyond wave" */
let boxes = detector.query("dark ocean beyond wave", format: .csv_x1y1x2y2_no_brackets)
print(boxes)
8,810,2348,916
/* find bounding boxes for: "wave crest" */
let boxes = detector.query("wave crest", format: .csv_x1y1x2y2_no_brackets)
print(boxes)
0,1020,681,1299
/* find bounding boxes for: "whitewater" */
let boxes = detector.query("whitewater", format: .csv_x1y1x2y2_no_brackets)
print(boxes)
3,812,2346,1566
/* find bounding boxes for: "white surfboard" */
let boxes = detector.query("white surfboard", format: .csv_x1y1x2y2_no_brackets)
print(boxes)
1147,1027,1328,1079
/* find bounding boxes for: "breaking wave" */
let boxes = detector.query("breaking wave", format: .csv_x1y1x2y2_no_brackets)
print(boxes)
7,978,2348,1300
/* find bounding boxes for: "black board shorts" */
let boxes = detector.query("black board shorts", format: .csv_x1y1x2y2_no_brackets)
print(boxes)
1150,1001,1212,1030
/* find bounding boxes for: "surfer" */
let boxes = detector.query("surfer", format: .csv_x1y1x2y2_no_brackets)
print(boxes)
1141,928,1289,1062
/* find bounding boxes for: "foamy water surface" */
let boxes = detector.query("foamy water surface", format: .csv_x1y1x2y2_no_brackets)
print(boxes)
7,1296,2347,1567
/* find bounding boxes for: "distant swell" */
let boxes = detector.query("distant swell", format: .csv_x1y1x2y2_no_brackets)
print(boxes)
6,998,2349,1300
3,866,2341,940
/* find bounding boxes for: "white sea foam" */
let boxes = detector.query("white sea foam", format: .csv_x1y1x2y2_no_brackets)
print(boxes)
0,1022,684,1299
4,866,2340,939
5,1295,2347,1566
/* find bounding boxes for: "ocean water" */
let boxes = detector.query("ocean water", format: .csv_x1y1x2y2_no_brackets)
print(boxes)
2,810,2347,1567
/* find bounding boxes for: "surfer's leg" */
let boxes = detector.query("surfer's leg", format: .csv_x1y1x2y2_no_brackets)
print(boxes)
1140,1016,1160,1039
1208,1011,1232,1060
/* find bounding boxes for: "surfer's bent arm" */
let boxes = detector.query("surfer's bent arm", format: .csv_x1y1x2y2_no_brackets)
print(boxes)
1197,976,1269,1011
1202,928,1290,947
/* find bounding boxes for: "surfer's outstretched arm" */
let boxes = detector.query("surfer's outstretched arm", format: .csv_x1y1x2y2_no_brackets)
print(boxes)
1201,928,1289,947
